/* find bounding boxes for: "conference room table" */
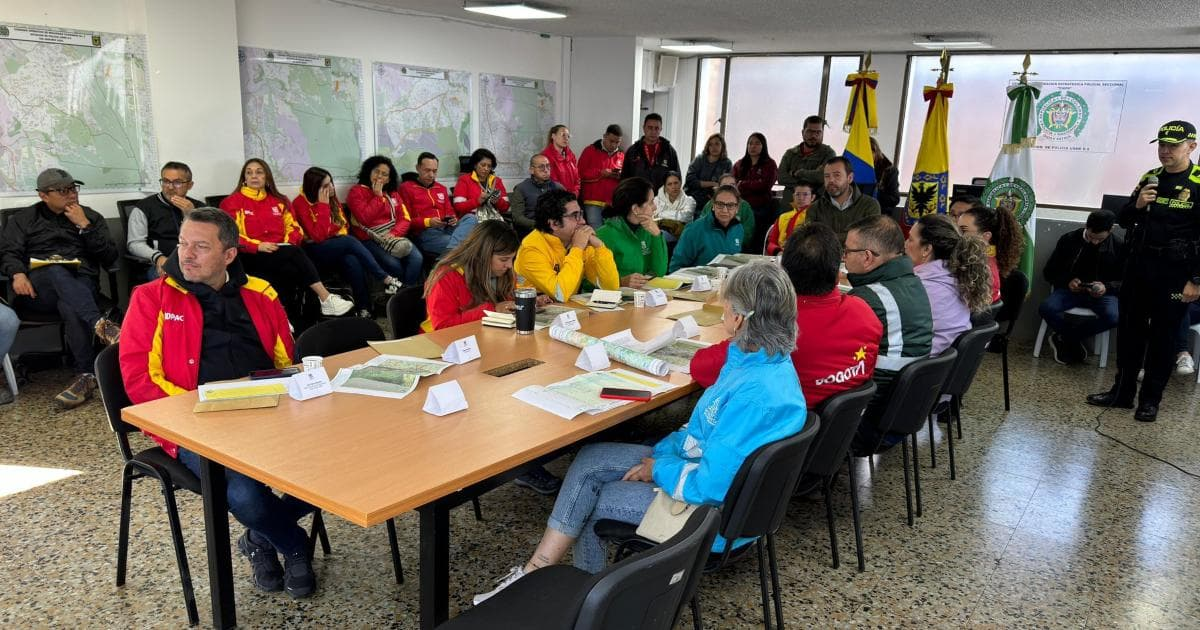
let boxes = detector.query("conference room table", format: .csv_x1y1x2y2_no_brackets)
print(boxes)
121,298,728,629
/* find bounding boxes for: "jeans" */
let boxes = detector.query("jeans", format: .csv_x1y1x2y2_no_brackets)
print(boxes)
362,239,424,286
1038,288,1119,342
15,266,100,374
178,447,313,557
546,442,656,573
417,214,478,256
0,303,18,359
583,204,605,230
1175,302,1200,353
304,236,389,310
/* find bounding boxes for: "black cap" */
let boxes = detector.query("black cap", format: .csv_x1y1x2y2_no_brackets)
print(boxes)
36,168,84,191
1150,120,1197,144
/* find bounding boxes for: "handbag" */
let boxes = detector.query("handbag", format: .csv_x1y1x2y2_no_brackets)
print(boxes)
355,195,413,258
635,488,698,543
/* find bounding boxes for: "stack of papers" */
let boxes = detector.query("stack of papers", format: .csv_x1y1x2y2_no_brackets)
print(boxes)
571,289,623,311
482,310,516,328
513,368,677,420
330,355,452,399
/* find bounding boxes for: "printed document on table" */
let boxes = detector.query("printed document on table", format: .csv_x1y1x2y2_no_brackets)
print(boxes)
331,365,420,399
199,378,291,401
512,369,677,419
364,355,452,376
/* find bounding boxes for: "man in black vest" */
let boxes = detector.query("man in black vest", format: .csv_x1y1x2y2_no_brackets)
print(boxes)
127,161,203,280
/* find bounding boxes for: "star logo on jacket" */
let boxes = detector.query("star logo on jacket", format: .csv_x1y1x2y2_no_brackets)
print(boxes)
854,346,866,361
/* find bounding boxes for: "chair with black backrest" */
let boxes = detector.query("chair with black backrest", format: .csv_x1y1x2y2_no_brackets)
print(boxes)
437,506,720,630
387,285,426,339
95,344,329,626
993,270,1028,411
926,320,1000,479
203,194,228,208
116,199,152,281
855,350,957,527
793,381,877,572
595,416,821,630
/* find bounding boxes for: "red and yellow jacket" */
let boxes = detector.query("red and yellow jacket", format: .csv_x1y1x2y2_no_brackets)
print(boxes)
578,141,624,208
399,180,455,231
764,203,810,255
542,144,580,195
345,185,414,241
220,187,303,252
120,270,295,458
420,267,509,332
452,172,510,215
292,194,349,244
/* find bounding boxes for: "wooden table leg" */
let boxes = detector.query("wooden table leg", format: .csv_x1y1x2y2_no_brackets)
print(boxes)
418,501,450,629
199,456,237,629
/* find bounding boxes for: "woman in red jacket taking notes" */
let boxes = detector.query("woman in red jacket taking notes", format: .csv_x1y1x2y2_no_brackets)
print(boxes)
220,158,353,318
293,167,403,318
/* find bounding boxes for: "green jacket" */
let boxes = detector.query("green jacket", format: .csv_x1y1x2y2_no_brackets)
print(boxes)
778,143,836,206
669,211,744,273
805,185,882,241
847,255,933,393
595,216,668,280
698,199,754,247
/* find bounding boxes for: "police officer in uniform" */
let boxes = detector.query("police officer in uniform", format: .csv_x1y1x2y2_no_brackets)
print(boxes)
1087,120,1200,421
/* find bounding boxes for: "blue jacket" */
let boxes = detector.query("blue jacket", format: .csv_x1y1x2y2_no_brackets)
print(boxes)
668,211,743,272
652,343,807,551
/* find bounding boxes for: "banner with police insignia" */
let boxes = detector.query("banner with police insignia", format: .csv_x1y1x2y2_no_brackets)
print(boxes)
1033,80,1126,153
904,83,953,224
984,80,1042,291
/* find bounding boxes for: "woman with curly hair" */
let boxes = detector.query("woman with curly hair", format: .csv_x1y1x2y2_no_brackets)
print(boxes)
906,214,993,354
957,204,1024,304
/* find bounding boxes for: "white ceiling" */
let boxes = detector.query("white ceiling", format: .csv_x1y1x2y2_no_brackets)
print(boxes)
333,0,1200,53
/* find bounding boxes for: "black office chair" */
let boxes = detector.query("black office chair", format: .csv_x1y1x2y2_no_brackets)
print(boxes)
438,506,720,630
856,351,957,527
116,199,152,282
794,381,877,572
387,286,426,339
927,321,999,479
993,270,1028,411
203,194,228,208
95,344,332,625
596,417,821,630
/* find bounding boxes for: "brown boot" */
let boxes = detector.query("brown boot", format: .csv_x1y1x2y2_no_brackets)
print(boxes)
94,317,122,345
55,373,97,410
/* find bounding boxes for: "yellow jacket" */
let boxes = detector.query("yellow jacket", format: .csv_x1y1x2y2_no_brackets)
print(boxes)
515,229,618,302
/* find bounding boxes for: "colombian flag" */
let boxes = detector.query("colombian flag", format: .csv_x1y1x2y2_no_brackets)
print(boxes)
842,70,878,189
905,83,954,224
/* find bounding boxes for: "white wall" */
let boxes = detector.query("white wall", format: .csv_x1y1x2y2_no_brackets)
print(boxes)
569,37,640,147
872,54,907,160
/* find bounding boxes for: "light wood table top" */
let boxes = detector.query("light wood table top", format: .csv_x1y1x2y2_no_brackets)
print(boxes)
121,300,728,527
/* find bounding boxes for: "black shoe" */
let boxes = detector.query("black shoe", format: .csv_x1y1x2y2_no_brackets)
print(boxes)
1048,333,1067,365
513,465,562,495
237,531,283,592
283,551,317,599
1134,402,1159,422
1085,391,1134,408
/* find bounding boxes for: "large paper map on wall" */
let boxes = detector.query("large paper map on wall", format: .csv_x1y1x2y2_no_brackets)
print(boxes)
478,74,556,179
0,23,157,194
373,63,470,173
238,47,366,184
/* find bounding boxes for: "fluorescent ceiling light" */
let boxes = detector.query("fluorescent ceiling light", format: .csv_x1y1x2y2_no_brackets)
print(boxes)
463,3,566,19
660,41,733,54
912,36,993,50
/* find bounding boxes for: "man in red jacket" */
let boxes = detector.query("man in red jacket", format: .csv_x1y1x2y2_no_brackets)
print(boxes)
577,123,625,227
690,222,881,408
401,152,477,256
119,208,318,599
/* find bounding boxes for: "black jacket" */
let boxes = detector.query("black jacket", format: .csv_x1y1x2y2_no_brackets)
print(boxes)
129,193,201,262
622,137,681,193
0,202,118,278
1042,228,1124,293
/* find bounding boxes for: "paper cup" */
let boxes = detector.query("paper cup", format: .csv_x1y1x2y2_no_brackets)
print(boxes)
633,291,647,308
301,356,324,372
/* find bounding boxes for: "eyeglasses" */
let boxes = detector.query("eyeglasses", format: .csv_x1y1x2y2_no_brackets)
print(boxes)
43,186,79,195
160,179,192,187
843,247,877,256
802,128,823,136
532,164,551,170
713,201,739,210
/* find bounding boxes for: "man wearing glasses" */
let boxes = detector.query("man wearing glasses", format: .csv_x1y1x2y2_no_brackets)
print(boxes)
0,168,121,409
128,161,203,280
509,154,564,236
515,189,618,302
841,215,933,454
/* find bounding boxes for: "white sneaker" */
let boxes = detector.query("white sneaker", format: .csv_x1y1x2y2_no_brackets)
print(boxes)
472,566,525,606
384,277,403,295
1176,354,1196,376
1137,369,1144,382
319,293,354,317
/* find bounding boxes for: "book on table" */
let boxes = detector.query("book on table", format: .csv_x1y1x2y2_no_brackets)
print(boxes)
482,310,516,328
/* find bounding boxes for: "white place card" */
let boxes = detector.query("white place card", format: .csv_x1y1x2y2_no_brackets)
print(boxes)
575,343,611,371
287,369,333,401
442,335,481,364
553,309,581,331
423,380,468,416
690,275,712,292
673,315,700,339
644,288,669,307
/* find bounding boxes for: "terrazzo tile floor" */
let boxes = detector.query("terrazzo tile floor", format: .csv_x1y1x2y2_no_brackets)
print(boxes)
2,341,1199,628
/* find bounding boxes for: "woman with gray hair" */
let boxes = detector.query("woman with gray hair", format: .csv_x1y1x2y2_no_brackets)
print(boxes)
473,261,809,603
